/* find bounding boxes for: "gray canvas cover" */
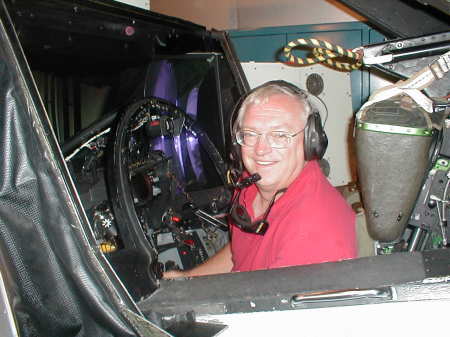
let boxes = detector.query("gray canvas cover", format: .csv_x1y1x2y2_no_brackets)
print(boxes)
0,2,164,336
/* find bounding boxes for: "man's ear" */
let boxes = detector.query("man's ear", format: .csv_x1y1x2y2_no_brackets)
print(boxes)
299,135,307,161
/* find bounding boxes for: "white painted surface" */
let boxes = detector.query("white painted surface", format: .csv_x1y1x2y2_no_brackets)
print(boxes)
0,271,18,337
241,62,354,186
198,299,450,337
114,0,150,10
150,0,364,30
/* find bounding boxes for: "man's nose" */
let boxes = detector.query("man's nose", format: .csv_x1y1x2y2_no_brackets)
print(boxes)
254,134,272,155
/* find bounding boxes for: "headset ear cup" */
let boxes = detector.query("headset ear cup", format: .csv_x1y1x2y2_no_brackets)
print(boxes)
316,123,328,160
303,114,314,161
303,112,328,161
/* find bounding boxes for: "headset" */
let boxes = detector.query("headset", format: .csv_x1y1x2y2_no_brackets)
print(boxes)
229,80,328,182
228,80,328,235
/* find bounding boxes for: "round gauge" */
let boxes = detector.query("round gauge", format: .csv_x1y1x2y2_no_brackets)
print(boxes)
306,73,324,96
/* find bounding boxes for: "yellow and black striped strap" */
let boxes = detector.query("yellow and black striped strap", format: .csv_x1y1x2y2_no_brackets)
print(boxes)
283,38,362,71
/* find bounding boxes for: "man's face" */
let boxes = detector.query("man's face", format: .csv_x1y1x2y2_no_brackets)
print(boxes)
240,93,306,193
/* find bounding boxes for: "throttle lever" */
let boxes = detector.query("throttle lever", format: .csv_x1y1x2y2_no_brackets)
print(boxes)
194,209,228,230
185,202,228,230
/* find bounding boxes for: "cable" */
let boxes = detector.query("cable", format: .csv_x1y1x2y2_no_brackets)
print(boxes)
64,127,111,162
310,94,329,128
440,174,450,246
283,38,362,71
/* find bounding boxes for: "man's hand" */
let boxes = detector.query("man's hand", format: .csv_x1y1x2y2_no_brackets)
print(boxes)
162,269,189,279
161,243,233,279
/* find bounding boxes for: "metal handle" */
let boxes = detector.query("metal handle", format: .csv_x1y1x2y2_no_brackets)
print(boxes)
194,209,228,230
291,287,393,307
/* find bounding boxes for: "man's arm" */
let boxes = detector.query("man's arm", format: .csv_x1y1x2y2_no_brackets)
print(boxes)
163,242,233,279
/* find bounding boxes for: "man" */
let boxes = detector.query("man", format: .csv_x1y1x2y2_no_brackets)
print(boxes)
164,80,356,278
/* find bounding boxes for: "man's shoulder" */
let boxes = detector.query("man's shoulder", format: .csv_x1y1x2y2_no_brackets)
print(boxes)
284,162,354,218
289,160,337,196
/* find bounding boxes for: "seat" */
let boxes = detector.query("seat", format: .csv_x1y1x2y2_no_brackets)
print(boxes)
338,184,377,257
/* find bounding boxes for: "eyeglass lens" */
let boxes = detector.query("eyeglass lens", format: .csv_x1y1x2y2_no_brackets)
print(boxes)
237,130,296,149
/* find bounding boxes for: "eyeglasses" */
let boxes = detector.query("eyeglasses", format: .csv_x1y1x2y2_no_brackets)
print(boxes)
235,129,303,149
230,188,287,235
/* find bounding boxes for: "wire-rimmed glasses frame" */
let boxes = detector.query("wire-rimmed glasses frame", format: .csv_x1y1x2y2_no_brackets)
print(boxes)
235,128,304,149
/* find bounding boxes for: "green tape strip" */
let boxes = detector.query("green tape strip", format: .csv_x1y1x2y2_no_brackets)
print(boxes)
357,121,432,136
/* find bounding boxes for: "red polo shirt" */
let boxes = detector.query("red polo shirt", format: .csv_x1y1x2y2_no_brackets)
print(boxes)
230,160,356,272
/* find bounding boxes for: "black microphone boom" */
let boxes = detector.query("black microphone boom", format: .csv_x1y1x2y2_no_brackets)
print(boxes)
236,173,261,189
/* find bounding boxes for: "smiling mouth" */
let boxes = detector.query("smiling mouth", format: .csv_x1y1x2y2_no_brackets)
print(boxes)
256,161,276,166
